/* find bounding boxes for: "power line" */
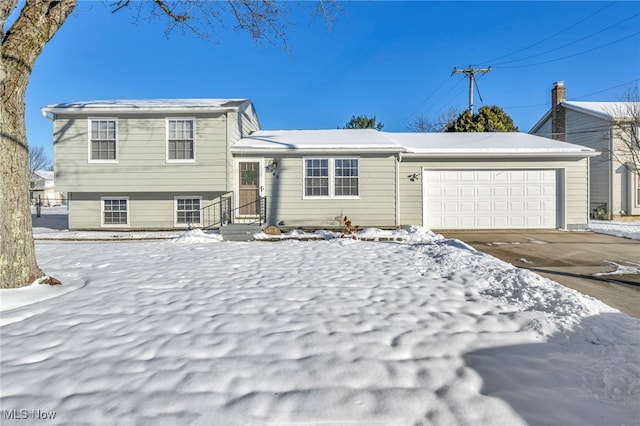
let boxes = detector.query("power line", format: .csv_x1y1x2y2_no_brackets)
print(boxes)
475,1,618,65
492,13,640,67
493,31,640,69
400,74,453,126
573,79,640,100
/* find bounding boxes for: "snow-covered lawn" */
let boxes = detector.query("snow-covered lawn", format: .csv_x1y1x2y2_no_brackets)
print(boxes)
1,209,639,425
589,220,640,240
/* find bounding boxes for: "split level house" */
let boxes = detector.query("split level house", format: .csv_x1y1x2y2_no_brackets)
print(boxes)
42,99,597,232
531,81,640,218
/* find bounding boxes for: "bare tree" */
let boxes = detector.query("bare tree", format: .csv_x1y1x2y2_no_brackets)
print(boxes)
28,145,51,174
405,107,461,132
1,0,337,288
606,83,640,174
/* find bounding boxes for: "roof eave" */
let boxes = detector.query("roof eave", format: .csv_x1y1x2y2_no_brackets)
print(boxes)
529,109,552,133
230,146,402,155
41,99,252,116
402,150,599,158
41,106,245,115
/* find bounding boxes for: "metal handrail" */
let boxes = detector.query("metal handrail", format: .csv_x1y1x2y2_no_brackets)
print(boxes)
198,193,233,229
231,197,267,225
196,194,266,229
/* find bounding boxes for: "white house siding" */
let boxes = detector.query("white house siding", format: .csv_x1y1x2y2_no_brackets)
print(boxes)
399,157,589,230
67,192,226,230
54,113,229,193
253,154,397,228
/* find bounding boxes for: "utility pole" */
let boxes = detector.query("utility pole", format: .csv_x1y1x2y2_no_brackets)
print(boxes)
452,66,491,113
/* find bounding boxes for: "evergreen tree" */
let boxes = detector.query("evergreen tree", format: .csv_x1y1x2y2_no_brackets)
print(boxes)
445,106,518,132
343,115,384,131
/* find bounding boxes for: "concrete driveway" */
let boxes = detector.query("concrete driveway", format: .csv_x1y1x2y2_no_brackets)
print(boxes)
439,230,640,318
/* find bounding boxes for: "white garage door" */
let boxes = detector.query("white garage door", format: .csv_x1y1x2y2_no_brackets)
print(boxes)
423,169,558,229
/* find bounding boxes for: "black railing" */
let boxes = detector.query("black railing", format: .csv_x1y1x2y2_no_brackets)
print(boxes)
197,194,267,229
230,197,267,226
200,194,233,229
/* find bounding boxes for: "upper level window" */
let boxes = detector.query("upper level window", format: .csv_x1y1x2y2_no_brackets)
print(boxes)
304,158,359,198
90,119,117,161
167,119,195,161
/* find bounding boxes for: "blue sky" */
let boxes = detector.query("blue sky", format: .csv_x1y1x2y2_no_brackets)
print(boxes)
21,1,640,162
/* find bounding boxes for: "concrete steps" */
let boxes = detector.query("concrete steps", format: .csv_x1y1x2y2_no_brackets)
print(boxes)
219,224,263,241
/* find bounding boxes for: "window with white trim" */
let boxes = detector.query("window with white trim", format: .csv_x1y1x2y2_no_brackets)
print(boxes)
167,119,195,161
304,158,359,198
90,119,117,161
175,197,201,226
335,158,359,196
102,198,128,226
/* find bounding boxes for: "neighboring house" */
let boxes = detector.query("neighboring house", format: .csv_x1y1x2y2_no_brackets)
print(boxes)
43,99,596,231
30,170,65,206
530,82,640,218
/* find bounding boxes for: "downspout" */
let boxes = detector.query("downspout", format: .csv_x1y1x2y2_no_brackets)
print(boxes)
608,127,614,219
586,158,591,226
396,152,401,228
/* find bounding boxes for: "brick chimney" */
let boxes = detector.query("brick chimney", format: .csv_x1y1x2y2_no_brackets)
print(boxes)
551,81,566,141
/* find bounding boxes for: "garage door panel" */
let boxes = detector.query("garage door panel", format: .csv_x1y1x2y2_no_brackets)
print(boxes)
493,186,509,197
423,169,558,229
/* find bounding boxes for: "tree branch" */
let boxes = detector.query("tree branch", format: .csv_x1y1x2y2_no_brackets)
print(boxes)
152,0,188,22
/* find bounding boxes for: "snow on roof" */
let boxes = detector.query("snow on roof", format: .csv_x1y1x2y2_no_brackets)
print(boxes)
32,170,54,180
233,130,596,156
42,99,251,114
562,101,639,120
391,131,595,155
232,129,400,153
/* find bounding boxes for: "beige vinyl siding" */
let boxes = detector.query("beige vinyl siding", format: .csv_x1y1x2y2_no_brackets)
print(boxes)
399,157,589,229
68,192,226,230
54,113,229,193
563,110,611,210
256,154,397,228
239,103,260,137
533,119,553,138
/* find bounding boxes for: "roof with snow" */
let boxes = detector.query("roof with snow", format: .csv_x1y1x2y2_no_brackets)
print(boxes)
530,101,640,132
32,170,54,181
232,130,596,157
562,101,639,120
42,99,252,115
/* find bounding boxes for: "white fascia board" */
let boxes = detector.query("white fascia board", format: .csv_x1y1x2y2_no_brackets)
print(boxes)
401,150,600,159
230,147,402,155
41,105,242,115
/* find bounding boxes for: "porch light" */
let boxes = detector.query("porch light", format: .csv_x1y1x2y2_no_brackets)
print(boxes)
266,159,278,175
408,173,419,182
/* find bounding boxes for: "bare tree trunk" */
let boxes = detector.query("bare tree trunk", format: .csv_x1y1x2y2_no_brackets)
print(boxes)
1,0,76,288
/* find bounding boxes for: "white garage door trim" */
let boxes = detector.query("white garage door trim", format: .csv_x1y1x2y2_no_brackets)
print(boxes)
422,168,561,229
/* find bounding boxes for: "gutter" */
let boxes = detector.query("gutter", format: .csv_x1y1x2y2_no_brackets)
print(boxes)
40,105,246,115
230,147,403,155
41,109,54,121
400,150,600,158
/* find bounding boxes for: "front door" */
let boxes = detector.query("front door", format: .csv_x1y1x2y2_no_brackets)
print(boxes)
238,161,260,215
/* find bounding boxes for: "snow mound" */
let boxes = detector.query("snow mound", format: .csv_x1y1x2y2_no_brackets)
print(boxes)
172,229,224,244
589,220,640,240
